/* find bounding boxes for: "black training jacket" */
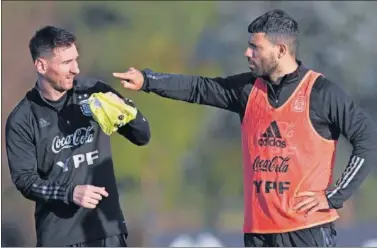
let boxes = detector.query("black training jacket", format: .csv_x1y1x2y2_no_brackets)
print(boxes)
5,75,150,246
140,60,377,211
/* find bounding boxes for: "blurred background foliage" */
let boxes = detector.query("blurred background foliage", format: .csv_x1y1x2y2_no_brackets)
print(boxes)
2,1,377,246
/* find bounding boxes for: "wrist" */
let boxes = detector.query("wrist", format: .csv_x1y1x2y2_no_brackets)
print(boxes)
140,69,151,92
64,184,77,205
326,196,343,209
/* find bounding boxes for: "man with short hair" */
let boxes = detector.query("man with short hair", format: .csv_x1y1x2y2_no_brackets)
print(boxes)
113,9,377,247
5,26,151,247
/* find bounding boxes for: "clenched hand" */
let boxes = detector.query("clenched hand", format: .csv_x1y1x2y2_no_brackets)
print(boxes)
113,67,144,91
73,185,109,209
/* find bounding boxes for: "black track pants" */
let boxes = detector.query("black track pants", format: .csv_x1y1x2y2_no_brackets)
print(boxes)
244,223,337,247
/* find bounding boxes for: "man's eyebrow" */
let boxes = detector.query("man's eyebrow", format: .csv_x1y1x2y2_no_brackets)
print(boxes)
248,42,258,47
63,55,79,63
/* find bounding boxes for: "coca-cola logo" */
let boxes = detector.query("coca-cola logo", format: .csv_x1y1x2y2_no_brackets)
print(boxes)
252,155,290,173
52,126,94,153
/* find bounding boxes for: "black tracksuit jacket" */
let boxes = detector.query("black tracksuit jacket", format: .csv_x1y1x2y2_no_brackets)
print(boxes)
5,76,150,246
140,60,377,213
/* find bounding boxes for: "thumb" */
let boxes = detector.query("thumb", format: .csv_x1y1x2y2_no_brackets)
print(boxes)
92,186,109,197
99,187,109,197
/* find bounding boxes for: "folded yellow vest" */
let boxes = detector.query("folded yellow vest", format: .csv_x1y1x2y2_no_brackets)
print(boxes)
87,92,137,135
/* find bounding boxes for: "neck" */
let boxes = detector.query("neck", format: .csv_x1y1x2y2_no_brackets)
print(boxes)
269,58,298,85
37,77,66,101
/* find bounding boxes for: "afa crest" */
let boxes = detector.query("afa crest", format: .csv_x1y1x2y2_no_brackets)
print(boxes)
292,96,306,112
79,99,92,117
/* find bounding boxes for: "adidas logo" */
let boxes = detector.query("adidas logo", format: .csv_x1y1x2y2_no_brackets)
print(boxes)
258,121,286,148
39,118,50,128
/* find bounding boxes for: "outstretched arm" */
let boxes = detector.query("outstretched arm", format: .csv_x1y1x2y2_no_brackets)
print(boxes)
113,67,255,113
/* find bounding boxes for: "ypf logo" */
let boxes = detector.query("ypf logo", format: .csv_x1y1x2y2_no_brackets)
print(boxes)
56,150,99,172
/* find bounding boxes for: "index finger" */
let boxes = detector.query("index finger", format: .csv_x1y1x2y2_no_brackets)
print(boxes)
113,72,130,79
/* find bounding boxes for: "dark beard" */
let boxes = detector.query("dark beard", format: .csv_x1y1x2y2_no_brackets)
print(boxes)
53,85,68,93
46,77,72,92
249,54,278,78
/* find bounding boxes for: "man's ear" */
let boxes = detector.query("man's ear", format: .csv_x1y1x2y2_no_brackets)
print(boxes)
277,43,288,59
35,58,48,74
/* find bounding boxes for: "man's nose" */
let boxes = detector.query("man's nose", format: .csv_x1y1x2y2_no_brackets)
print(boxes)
244,47,253,57
71,62,80,74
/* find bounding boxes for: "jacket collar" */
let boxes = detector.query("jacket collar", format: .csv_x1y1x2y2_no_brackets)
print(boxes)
262,60,309,86
29,79,78,109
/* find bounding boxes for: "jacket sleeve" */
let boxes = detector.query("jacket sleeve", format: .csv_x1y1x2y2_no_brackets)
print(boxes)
317,77,377,209
5,112,76,204
140,69,253,113
116,98,151,146
97,81,151,146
